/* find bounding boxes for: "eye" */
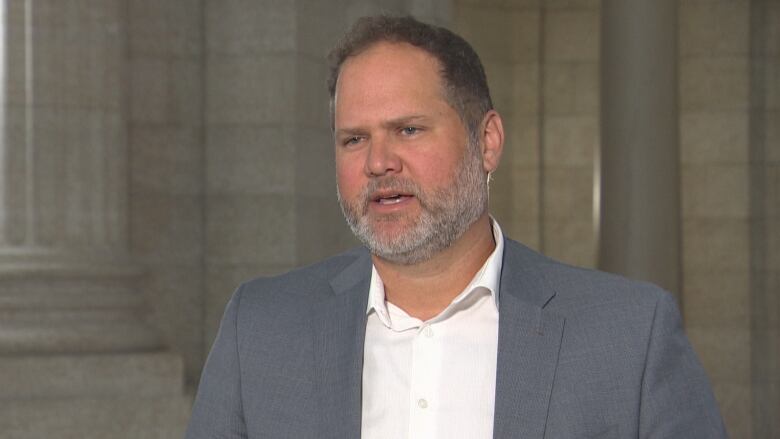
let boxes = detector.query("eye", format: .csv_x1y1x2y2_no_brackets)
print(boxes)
342,136,363,146
401,126,421,136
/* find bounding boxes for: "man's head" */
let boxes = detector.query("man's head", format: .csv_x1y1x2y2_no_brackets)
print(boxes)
330,17,503,265
328,15,493,147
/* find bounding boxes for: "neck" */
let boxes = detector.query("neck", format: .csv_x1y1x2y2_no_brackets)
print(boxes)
372,213,496,321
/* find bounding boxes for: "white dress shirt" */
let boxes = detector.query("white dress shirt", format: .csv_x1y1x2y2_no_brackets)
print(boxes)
361,220,505,439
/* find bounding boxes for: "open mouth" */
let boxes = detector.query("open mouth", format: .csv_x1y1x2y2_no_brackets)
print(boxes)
371,192,414,206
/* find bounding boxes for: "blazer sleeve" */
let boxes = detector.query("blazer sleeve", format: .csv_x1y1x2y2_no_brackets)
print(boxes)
185,286,248,439
638,291,728,438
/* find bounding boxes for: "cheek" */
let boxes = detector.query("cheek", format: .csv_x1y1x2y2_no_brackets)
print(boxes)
409,150,461,184
335,158,364,198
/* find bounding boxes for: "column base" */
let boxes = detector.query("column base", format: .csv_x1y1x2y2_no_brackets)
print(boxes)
0,352,191,438
0,249,163,354
1,395,192,439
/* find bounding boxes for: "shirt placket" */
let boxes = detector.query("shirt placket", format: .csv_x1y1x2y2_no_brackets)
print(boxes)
407,322,439,439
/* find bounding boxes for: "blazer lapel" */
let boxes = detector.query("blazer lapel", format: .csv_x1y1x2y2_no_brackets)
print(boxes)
493,243,565,439
314,251,371,439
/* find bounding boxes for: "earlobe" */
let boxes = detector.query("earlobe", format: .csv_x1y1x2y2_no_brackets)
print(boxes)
480,110,504,173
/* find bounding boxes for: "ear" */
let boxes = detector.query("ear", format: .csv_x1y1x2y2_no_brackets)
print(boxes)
479,110,504,173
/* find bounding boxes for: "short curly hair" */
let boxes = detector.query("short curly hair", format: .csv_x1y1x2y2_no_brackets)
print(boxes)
327,15,493,147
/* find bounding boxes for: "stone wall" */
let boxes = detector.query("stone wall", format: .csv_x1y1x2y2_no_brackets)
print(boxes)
1,1,191,437
678,1,753,437
454,0,600,268
0,1,775,437
128,0,206,386
748,0,780,436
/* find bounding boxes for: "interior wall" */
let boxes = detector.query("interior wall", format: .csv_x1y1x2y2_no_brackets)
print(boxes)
749,0,780,436
677,1,753,437
453,0,600,267
127,0,206,385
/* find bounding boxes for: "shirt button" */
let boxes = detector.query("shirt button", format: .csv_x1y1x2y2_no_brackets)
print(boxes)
423,326,434,337
417,398,428,409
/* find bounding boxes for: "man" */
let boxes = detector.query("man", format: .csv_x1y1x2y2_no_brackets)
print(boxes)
186,16,727,439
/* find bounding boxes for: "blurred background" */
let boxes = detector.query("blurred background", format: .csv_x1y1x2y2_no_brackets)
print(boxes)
0,0,776,437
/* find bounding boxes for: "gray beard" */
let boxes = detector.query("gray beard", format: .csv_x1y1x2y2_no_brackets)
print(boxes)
337,146,488,265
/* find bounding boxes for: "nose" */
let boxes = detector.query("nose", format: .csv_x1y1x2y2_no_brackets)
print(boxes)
365,136,401,177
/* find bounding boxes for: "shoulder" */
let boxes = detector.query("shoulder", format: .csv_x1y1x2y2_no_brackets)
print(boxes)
502,238,673,325
231,246,369,311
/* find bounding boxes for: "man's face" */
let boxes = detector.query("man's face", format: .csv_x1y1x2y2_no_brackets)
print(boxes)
333,42,488,265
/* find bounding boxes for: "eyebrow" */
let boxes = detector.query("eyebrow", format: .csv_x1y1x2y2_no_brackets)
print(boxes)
381,115,429,128
335,115,430,137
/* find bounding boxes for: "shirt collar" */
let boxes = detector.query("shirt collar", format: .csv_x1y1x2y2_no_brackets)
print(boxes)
366,218,505,326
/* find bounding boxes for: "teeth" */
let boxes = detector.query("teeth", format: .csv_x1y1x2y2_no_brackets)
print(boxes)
378,195,403,205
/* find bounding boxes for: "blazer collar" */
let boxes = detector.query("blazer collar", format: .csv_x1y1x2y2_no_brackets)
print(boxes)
314,250,371,439
493,240,565,439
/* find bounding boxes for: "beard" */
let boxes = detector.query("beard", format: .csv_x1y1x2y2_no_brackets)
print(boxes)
337,144,488,265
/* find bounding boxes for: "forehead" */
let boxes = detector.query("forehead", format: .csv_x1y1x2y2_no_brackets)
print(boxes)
340,41,442,78
334,42,449,123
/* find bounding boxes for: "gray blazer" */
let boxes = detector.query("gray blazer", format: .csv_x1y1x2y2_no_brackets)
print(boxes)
186,239,727,438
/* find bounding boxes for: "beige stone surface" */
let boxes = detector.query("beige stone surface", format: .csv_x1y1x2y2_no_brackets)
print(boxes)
544,62,598,115
455,6,539,64
487,62,539,116
205,0,296,55
681,164,750,218
206,194,296,266
0,352,183,399
206,125,295,195
682,219,751,271
687,327,751,385
344,0,407,24
128,0,202,56
683,272,750,328
543,0,599,9
1,395,192,439
767,1,780,56
541,167,593,219
766,112,780,162
206,54,296,125
504,114,540,165
679,1,749,56
505,219,541,250
408,0,453,25
505,166,541,220
710,380,752,439
130,127,202,195
295,127,339,197
544,10,599,62
127,0,205,387
454,0,540,8
297,0,354,57
295,57,332,128
543,115,598,166
542,219,596,268
680,112,749,164
680,57,750,111
296,195,359,266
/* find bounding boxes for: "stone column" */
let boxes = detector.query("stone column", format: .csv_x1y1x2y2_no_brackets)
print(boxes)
0,0,160,355
598,0,681,295
0,1,188,436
